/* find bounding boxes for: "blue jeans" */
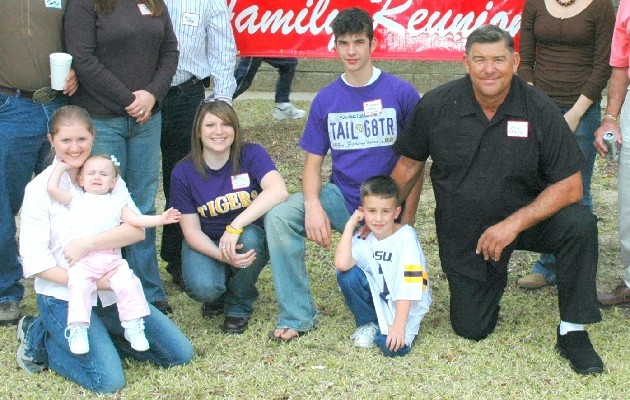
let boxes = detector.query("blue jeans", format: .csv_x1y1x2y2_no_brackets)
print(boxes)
181,225,268,317
265,183,351,331
160,81,205,272
336,266,378,327
23,294,193,394
337,267,411,357
233,57,298,103
91,114,165,302
0,93,66,304
532,103,600,281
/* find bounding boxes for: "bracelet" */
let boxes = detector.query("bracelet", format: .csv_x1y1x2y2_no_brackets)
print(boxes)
226,224,243,234
603,114,618,122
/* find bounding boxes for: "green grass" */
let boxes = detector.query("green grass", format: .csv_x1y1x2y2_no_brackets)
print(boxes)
3,99,630,399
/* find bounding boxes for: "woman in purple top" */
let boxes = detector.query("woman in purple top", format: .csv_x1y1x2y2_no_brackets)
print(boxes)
169,100,288,334
64,0,179,313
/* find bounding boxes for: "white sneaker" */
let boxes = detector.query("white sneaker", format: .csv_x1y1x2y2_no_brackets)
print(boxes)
65,325,89,355
123,319,150,352
350,323,379,348
273,103,306,120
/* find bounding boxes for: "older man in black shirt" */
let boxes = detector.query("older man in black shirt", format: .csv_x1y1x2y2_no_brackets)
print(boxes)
391,25,602,375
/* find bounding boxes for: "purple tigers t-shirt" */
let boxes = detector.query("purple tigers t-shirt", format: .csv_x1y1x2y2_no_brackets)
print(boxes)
300,72,420,213
169,143,277,240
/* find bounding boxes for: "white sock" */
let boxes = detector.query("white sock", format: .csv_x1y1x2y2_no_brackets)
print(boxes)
559,320,584,335
68,322,89,329
275,102,291,108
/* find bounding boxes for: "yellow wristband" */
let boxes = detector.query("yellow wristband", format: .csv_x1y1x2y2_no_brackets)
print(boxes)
226,224,243,234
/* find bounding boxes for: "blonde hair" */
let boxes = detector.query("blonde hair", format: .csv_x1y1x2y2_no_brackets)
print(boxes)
49,105,94,138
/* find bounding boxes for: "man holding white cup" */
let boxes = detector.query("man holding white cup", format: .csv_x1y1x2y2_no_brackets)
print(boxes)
49,52,73,91
0,1,78,326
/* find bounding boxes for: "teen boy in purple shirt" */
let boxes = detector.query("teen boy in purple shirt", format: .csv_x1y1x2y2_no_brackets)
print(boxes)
265,7,422,342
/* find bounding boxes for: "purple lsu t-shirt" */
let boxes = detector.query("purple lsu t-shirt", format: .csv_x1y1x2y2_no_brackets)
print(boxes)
169,143,277,240
299,72,420,213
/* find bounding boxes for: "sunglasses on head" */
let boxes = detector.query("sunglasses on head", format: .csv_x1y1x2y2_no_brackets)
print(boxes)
200,96,233,107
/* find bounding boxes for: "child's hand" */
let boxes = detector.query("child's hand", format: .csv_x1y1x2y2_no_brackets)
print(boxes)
386,324,406,352
162,207,181,224
346,209,364,229
55,161,71,171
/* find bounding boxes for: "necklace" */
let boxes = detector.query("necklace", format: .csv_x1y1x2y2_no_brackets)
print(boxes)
555,0,576,6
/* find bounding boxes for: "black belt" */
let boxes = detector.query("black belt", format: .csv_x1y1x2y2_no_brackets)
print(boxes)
168,78,202,95
0,85,57,104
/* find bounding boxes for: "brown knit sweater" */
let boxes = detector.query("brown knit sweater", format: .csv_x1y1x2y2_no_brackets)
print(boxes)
517,0,614,107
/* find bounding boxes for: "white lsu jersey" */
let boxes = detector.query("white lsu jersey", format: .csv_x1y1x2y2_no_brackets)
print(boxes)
352,224,431,346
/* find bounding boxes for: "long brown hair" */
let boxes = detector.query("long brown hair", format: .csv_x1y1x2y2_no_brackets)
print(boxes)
94,0,164,16
189,100,244,178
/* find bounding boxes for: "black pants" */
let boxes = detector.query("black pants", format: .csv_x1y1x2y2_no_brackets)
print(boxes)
445,204,601,341
232,57,297,103
159,79,206,275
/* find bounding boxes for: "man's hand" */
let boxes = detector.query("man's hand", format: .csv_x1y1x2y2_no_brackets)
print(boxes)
62,68,79,96
594,119,622,157
305,201,332,248
476,219,520,262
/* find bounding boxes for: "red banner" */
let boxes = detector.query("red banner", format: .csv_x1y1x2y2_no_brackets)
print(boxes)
229,0,524,61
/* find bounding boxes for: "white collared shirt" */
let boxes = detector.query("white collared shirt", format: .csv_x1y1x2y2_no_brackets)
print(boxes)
19,161,138,305
165,0,237,101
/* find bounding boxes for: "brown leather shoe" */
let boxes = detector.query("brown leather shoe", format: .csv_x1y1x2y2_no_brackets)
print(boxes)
597,284,630,308
517,273,553,289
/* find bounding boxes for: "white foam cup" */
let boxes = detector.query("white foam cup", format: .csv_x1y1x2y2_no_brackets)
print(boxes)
49,53,73,90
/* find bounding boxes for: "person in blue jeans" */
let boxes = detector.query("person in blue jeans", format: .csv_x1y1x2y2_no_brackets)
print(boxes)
233,57,306,120
521,105,600,287
264,8,422,342
169,100,288,334
516,0,614,289
0,0,79,326
64,0,180,313
17,105,193,394
335,176,431,357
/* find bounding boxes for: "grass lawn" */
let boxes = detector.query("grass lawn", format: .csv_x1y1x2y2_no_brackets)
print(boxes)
2,98,630,399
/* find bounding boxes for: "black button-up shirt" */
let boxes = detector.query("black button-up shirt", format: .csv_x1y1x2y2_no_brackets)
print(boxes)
395,75,585,281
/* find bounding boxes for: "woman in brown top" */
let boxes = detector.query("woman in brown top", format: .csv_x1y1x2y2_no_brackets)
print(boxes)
517,0,614,289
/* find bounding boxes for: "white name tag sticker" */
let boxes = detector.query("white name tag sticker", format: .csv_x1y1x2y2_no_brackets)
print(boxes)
45,0,62,9
507,120,528,138
138,4,152,15
231,173,250,190
363,99,383,117
182,13,199,27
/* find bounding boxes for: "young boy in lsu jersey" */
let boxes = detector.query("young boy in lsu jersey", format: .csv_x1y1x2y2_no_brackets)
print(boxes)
335,175,431,356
